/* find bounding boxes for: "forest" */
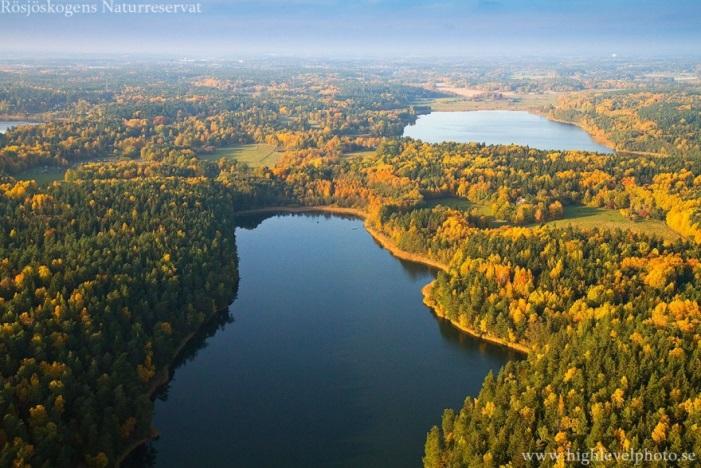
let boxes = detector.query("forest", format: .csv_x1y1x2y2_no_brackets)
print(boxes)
549,90,701,157
1,60,701,466
0,175,240,465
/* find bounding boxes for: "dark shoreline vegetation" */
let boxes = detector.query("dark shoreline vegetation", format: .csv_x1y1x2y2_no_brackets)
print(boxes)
118,307,234,467
2,61,701,466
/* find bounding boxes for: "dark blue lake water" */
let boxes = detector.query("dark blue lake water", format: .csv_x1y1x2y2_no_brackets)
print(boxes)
128,214,515,467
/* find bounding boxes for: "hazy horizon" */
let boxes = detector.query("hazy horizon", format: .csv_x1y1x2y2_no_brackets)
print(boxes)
1,0,700,58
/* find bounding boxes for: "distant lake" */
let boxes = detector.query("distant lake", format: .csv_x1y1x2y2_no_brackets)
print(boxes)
403,111,613,152
0,121,37,134
127,213,515,467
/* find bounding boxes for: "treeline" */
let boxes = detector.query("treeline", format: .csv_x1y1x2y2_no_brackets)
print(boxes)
0,84,113,116
6,141,701,465
358,196,701,466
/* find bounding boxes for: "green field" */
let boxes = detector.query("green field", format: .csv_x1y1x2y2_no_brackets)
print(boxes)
200,144,282,167
14,157,122,184
420,196,503,223
421,199,681,240
413,92,559,112
542,206,680,241
14,166,66,184
421,196,475,211
342,150,376,159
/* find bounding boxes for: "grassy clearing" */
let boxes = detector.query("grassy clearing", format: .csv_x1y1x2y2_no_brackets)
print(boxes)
420,196,507,227
199,144,282,167
14,166,66,184
13,156,123,184
341,150,375,160
414,92,560,112
420,196,495,215
421,196,475,211
421,200,680,240
542,206,680,241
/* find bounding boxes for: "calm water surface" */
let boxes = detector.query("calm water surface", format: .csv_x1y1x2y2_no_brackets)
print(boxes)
131,214,515,467
403,110,613,152
0,121,36,133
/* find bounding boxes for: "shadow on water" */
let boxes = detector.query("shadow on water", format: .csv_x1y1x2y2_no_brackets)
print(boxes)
123,303,237,467
397,257,437,281
235,210,360,231
433,314,520,361
234,212,269,230
367,234,442,281
156,309,236,402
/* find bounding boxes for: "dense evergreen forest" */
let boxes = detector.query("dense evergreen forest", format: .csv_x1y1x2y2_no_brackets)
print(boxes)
2,60,701,466
0,175,239,465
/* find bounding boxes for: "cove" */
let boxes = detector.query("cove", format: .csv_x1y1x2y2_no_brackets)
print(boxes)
403,110,613,152
126,213,515,467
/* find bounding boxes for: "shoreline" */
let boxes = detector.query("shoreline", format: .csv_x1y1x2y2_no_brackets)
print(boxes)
526,110,617,152
418,101,617,154
540,115,616,151
235,205,449,271
235,205,367,219
539,113,665,157
117,204,525,465
115,314,222,466
420,106,671,159
422,283,529,355
237,205,527,354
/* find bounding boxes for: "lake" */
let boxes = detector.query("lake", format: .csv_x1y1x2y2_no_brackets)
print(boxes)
403,110,613,152
0,121,36,134
127,213,515,467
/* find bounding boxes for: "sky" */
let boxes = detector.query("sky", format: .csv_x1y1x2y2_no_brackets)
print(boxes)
1,0,700,57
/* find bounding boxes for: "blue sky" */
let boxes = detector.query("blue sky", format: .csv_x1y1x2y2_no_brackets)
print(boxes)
1,0,700,57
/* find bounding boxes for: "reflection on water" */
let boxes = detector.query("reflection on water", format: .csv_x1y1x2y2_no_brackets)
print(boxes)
238,212,439,282
156,309,235,401
126,213,516,467
124,308,235,467
395,256,438,280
